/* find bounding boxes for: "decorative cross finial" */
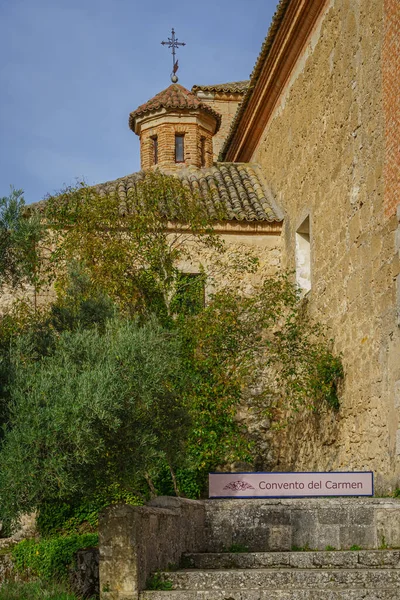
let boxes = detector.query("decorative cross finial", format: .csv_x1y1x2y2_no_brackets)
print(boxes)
161,28,186,83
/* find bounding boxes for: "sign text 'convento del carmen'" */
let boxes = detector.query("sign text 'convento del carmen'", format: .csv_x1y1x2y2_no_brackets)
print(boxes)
209,472,374,498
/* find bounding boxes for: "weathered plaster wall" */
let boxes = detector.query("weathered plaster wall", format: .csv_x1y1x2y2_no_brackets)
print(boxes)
0,284,55,317
252,0,400,489
172,225,282,296
195,92,245,161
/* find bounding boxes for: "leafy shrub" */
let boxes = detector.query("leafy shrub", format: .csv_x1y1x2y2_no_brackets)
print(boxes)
12,534,98,581
0,318,190,524
37,487,142,536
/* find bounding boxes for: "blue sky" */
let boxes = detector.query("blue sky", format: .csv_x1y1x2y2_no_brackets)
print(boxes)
0,0,277,203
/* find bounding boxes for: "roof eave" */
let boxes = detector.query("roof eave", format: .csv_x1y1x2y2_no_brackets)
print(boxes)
220,0,328,162
129,106,221,136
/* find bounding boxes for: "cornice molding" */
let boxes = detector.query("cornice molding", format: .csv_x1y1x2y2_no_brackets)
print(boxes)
167,221,283,235
225,0,328,163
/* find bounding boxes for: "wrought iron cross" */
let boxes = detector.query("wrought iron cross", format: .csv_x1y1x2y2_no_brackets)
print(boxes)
161,28,186,83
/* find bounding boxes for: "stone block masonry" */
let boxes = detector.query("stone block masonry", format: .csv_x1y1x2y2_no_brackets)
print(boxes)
99,497,205,600
251,0,400,489
98,497,400,600
204,498,400,552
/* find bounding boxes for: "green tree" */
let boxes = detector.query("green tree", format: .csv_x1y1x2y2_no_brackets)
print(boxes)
45,172,225,320
0,174,343,520
50,261,115,333
0,189,51,308
0,318,191,524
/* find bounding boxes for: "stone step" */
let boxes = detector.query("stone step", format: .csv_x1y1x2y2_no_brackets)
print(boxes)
141,589,400,600
155,568,400,589
182,549,400,570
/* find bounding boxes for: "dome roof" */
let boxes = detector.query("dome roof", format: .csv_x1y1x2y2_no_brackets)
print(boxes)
129,83,221,133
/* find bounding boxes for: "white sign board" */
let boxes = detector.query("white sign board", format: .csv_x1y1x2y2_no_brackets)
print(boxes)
209,471,374,498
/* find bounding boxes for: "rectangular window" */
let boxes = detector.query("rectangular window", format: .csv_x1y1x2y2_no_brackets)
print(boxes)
295,216,311,293
175,134,185,163
152,136,158,165
200,136,206,167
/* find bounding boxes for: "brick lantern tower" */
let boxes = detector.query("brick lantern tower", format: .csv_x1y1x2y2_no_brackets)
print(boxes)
129,83,221,171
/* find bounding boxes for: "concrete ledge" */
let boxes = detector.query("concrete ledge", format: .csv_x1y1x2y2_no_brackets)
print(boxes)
99,498,205,600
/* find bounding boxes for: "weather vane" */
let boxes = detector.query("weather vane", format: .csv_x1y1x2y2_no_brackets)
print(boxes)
161,28,186,83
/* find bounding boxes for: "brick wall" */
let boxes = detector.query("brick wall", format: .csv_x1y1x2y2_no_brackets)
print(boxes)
140,122,213,171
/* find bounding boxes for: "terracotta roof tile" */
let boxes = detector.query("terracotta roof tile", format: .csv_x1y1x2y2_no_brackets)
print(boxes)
191,81,249,94
95,163,283,223
129,83,221,133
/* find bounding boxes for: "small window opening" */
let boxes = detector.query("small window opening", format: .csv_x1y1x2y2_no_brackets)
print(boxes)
175,134,185,163
295,216,311,292
200,136,206,167
152,136,158,165
170,272,205,316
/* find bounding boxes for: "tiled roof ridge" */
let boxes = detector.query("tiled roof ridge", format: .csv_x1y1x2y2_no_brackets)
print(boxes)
94,163,283,224
129,83,222,132
219,0,291,160
191,81,249,94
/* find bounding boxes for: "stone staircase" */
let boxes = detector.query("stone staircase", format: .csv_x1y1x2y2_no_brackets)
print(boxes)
141,549,400,599
99,497,400,600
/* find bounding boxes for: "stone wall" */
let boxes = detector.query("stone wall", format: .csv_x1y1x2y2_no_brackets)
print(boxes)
0,553,15,585
69,547,99,599
173,223,282,297
383,0,400,219
99,498,205,600
251,0,400,489
204,498,400,552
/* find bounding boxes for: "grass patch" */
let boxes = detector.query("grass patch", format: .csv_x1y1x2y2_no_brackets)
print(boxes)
146,572,173,591
0,579,86,600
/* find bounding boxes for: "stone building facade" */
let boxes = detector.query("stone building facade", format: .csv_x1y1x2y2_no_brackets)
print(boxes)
191,82,248,160
18,0,397,490
221,0,400,490
119,0,400,489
